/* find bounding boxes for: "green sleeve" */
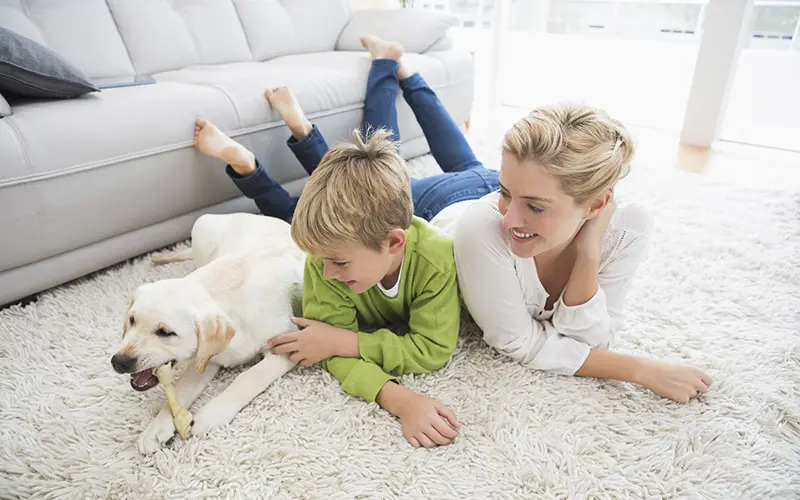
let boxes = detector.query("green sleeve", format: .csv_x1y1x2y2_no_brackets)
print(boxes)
301,258,396,403
358,267,460,375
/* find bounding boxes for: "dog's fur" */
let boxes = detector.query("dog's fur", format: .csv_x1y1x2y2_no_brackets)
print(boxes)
112,213,305,454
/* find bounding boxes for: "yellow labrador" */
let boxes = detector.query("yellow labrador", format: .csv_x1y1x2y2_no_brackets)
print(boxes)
111,213,305,454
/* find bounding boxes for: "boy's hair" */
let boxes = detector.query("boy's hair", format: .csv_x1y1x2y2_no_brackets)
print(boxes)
503,102,635,205
291,128,413,255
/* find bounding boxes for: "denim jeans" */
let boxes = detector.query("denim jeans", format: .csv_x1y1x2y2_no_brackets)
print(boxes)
227,58,499,223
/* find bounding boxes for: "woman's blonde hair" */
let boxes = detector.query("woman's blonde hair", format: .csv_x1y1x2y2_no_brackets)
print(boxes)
502,102,635,205
291,128,413,255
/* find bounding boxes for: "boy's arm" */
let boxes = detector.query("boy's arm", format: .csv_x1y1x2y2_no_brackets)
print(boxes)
358,267,460,375
302,259,397,403
303,258,462,447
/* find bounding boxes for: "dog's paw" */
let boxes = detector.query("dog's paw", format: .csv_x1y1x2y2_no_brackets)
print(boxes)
137,413,176,455
190,399,236,437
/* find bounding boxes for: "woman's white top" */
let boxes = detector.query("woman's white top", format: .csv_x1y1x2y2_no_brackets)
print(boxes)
431,192,652,375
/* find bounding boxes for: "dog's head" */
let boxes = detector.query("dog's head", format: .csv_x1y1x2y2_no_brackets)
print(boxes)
110,279,235,391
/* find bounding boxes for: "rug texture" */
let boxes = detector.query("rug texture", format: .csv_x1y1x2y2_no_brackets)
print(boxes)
1,150,798,500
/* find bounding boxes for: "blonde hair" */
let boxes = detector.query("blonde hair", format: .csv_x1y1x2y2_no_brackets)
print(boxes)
291,128,413,255
502,102,635,205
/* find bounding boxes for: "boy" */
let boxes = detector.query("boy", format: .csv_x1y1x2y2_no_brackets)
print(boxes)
269,129,462,449
192,35,501,447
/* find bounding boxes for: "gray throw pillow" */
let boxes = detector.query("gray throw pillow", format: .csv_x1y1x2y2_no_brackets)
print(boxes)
0,92,10,117
0,26,99,99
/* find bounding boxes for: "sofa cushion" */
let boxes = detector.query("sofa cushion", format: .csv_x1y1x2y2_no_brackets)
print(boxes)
0,26,99,98
336,9,459,54
152,51,451,130
0,1,48,44
0,0,135,81
233,0,352,61
25,0,136,79
108,0,252,75
1,82,238,178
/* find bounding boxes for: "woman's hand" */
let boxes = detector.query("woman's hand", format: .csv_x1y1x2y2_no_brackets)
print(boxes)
574,196,616,260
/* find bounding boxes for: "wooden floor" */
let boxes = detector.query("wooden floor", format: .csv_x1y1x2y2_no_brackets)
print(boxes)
467,105,800,194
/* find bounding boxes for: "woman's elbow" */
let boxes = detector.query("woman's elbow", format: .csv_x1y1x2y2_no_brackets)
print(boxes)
577,320,616,349
482,330,531,364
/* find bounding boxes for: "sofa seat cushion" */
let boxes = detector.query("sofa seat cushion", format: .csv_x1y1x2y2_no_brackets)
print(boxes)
151,51,455,130
2,82,237,177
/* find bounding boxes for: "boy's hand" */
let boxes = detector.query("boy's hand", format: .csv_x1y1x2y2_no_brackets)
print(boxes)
269,317,359,365
378,383,461,448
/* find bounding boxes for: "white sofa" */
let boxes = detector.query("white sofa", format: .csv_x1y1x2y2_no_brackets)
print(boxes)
0,0,475,307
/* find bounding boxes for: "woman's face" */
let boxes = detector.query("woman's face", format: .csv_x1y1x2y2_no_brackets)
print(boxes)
497,152,590,258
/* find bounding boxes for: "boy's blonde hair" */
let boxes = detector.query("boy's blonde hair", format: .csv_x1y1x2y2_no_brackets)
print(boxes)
291,128,413,255
503,102,635,205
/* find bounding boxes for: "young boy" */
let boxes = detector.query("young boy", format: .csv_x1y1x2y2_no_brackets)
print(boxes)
192,35,501,447
269,129,463,449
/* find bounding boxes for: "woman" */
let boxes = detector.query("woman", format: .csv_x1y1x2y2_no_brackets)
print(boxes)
435,105,711,403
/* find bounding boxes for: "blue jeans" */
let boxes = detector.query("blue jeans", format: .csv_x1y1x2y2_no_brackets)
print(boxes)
227,59,499,223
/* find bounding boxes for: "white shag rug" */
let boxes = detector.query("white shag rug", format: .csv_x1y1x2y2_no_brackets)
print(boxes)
1,151,798,500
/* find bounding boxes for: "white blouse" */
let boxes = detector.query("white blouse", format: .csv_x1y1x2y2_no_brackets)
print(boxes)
432,192,652,375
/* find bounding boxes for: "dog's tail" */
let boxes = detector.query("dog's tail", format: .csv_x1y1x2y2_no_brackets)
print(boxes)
151,247,193,265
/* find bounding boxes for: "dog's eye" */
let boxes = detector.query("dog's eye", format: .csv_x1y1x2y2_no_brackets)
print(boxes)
129,316,135,327
155,328,176,337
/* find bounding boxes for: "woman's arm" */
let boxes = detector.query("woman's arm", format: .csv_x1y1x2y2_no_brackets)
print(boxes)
454,200,710,402
553,203,652,348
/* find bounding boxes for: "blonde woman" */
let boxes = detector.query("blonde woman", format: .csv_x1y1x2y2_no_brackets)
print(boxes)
435,105,711,403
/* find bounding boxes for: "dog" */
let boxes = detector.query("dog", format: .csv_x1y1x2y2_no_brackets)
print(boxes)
111,213,305,454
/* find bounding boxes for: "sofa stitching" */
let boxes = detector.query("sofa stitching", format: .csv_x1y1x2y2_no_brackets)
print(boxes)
3,117,34,176
103,0,139,77
173,2,202,69
210,83,243,129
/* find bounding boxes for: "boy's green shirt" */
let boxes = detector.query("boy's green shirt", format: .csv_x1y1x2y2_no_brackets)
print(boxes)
301,217,460,402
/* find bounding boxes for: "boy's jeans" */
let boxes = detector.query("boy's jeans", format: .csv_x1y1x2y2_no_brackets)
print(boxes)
226,59,499,223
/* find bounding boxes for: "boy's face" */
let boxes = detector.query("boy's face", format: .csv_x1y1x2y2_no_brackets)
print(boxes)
318,230,406,295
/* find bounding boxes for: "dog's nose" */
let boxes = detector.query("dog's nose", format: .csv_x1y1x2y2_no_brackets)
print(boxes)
111,353,137,373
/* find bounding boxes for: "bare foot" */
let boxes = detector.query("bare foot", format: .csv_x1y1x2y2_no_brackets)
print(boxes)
264,87,313,141
360,35,412,80
360,35,405,60
193,119,256,176
636,359,712,403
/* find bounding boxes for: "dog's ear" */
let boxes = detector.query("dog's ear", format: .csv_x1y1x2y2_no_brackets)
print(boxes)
194,314,235,373
122,298,134,337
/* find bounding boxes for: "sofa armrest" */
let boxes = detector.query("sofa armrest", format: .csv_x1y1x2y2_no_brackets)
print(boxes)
336,9,459,54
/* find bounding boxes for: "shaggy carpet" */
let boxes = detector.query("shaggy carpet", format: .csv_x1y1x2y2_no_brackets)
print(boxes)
1,151,798,500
